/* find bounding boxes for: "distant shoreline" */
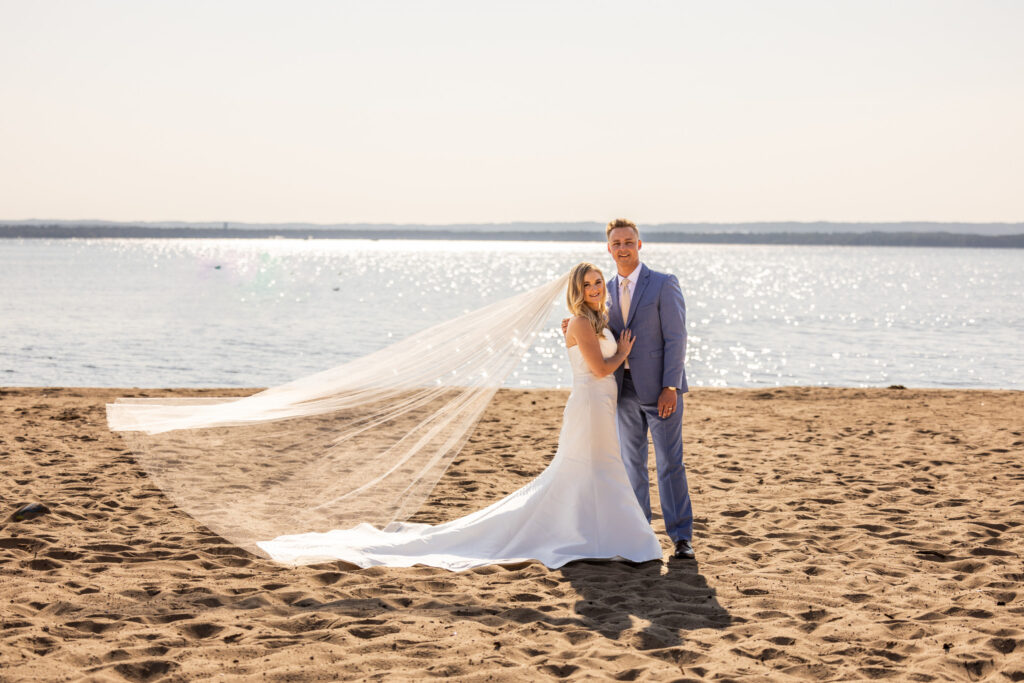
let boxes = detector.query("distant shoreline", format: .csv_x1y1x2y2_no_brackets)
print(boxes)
2,225,1023,248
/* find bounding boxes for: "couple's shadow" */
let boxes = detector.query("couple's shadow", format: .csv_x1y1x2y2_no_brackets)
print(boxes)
555,555,731,652
282,553,731,652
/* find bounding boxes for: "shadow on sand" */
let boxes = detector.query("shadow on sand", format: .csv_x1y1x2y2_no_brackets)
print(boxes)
559,556,731,646
248,553,731,657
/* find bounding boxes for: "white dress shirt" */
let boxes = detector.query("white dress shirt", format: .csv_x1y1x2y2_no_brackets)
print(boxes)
618,263,642,304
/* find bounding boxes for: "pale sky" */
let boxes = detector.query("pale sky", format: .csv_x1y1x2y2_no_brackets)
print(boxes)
2,1,1022,224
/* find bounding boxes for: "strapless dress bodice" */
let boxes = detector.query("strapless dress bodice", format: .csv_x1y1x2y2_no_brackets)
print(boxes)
567,328,617,383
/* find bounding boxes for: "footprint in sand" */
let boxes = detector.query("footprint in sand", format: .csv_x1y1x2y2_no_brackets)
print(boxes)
179,622,224,639
111,659,178,681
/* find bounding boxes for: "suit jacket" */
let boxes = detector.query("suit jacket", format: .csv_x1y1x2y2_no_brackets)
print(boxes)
607,264,688,404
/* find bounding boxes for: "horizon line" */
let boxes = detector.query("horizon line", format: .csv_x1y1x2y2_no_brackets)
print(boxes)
4,218,1023,227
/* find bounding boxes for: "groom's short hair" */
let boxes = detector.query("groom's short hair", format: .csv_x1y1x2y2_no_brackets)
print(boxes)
606,218,639,239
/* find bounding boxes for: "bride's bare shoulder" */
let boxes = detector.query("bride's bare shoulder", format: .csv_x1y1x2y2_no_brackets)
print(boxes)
567,316,595,332
566,316,598,347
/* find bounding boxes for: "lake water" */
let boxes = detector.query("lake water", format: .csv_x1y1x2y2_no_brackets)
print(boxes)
1,238,1021,389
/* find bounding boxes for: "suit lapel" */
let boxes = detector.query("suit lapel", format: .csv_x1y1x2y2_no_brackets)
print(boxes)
624,265,651,328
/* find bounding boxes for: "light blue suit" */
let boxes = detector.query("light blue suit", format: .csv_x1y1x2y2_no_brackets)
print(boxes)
607,264,693,543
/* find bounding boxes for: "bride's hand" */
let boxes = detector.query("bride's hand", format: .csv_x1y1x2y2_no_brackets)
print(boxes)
617,329,635,356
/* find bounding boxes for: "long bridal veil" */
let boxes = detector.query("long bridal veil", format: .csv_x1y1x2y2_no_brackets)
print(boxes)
107,275,569,558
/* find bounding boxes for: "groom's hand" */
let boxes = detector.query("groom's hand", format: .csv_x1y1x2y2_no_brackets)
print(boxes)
658,387,677,419
560,318,569,336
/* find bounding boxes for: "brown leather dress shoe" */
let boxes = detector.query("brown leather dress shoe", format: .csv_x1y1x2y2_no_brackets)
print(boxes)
673,539,695,559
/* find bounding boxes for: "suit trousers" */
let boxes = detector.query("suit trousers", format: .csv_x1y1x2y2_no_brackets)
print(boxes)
617,371,693,543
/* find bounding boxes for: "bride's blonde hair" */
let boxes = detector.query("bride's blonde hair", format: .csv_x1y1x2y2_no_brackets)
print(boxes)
567,262,608,335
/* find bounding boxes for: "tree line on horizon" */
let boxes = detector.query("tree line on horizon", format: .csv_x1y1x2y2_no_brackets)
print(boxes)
1,224,1021,248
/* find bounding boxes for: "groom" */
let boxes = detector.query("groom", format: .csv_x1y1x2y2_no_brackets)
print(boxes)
605,218,694,560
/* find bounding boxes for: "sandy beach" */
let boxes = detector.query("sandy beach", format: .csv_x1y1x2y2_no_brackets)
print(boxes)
1,386,1022,681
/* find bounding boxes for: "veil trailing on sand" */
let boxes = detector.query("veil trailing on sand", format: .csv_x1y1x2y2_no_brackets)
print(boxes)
107,275,569,558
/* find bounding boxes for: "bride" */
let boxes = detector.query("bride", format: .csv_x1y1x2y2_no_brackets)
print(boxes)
256,262,664,570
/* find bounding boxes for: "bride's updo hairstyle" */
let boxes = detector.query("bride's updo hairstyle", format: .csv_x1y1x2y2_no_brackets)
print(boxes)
567,262,608,335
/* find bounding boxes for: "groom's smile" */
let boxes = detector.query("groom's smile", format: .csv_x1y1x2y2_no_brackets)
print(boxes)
607,226,642,275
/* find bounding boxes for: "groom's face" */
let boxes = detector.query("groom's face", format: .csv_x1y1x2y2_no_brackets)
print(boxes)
607,227,641,273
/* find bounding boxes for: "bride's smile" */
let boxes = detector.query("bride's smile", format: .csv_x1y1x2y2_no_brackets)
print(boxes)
583,271,606,311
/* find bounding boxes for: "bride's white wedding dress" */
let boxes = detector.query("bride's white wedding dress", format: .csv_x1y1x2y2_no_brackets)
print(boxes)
256,329,662,571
